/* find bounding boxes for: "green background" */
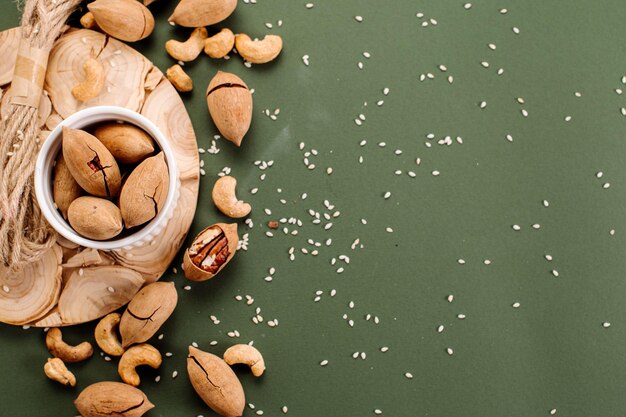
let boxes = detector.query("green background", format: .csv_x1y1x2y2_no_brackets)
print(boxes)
2,0,626,416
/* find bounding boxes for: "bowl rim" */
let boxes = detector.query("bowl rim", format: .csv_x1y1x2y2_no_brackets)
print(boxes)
34,105,179,251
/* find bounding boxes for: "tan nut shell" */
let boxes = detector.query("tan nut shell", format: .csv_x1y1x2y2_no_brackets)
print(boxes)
53,154,82,219
44,357,76,387
212,176,251,218
166,27,208,62
95,312,125,356
223,344,265,377
166,64,193,93
183,223,238,281
119,152,170,229
235,34,283,64
62,127,121,197
118,343,162,386
68,197,123,240
187,346,245,417
206,71,252,147
119,281,178,348
169,0,237,27
204,28,235,58
75,381,154,417
88,0,155,42
93,123,155,164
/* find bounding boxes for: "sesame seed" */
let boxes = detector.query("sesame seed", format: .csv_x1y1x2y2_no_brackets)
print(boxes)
512,26,520,34
380,347,389,352
305,3,313,8
464,3,472,9
458,259,466,265
484,259,492,265
532,224,541,230
384,191,391,199
479,101,487,109
405,372,413,379
447,294,454,303
543,200,550,207
506,134,513,142
457,314,466,320
521,109,529,117
374,410,382,415
603,322,611,328
550,409,557,415
437,325,444,333
551,270,559,277
500,8,508,14
2,285,9,293
596,171,604,178
320,359,329,366
172,371,178,379
432,170,440,176
603,182,611,189
282,406,289,414
512,302,521,308
446,348,454,356
512,224,521,231
354,15,363,22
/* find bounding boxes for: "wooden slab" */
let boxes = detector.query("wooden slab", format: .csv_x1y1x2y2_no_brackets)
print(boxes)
0,28,199,327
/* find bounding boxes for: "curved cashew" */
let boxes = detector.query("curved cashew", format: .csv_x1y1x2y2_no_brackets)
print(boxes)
71,58,105,102
118,344,162,386
95,312,125,357
165,27,208,62
166,64,193,93
80,12,98,29
212,176,252,219
223,344,265,377
46,327,93,363
235,33,283,64
44,357,76,387
204,28,235,59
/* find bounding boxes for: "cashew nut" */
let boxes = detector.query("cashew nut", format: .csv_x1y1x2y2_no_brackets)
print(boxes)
118,343,162,386
204,28,235,59
71,58,105,102
211,176,252,219
165,27,208,62
223,344,265,377
46,327,94,363
166,64,193,93
44,357,76,387
234,33,283,64
95,312,125,357
80,12,98,29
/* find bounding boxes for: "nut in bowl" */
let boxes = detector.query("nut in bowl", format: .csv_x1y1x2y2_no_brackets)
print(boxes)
35,106,180,251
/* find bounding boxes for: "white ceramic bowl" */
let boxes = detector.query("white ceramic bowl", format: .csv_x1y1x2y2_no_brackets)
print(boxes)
35,106,180,251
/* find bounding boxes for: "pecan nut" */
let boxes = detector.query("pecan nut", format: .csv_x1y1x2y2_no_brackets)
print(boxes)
183,223,238,281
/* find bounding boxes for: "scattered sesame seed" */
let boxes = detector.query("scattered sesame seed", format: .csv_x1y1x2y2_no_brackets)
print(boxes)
405,372,413,379
282,406,289,414
320,359,329,366
512,224,521,231
464,3,472,9
603,322,611,328
305,3,313,8
550,409,557,415
446,348,454,356
374,410,382,415
457,314,466,320
512,26,520,34
432,170,440,176
545,254,553,261
380,347,389,352
355,15,363,22
512,302,521,308
543,200,550,207
172,371,178,379
437,325,444,333
447,294,454,303
551,270,559,277
458,259,466,265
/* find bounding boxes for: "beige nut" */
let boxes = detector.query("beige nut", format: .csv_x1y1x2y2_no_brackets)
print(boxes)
183,223,238,281
95,312,125,357
187,346,245,417
44,357,77,387
204,28,235,59
46,327,94,363
80,12,98,29
206,71,253,147
169,0,237,27
62,127,122,198
234,34,283,64
119,282,178,348
118,344,162,386
211,176,251,218
166,64,193,93
75,382,154,417
72,58,105,102
223,344,265,377
119,152,170,228
88,0,155,42
68,196,123,240
93,122,155,165
166,27,208,62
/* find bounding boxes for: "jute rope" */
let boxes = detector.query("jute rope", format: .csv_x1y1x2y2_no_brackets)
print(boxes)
0,0,81,268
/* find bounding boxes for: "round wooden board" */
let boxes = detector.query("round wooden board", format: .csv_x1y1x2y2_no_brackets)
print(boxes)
0,28,199,327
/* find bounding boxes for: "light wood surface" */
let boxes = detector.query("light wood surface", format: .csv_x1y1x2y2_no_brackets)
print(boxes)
0,28,199,327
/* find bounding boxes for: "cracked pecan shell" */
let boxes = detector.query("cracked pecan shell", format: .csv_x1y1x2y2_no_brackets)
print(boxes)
187,346,245,417
74,381,154,417
119,152,170,229
62,126,121,198
119,282,178,348
183,223,238,281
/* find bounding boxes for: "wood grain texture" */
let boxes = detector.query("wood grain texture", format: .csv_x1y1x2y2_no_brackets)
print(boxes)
0,27,199,327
